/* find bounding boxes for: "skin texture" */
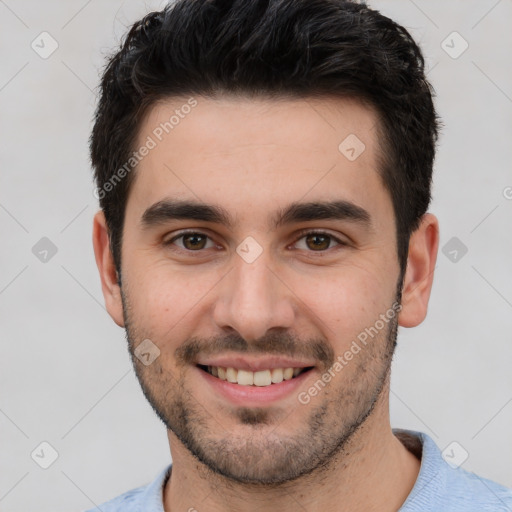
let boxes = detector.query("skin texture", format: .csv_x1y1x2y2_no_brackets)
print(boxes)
93,95,439,512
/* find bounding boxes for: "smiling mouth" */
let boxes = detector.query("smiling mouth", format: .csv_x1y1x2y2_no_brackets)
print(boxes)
197,365,314,387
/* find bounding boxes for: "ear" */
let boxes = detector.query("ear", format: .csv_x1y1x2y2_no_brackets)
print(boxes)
92,210,125,327
398,213,439,328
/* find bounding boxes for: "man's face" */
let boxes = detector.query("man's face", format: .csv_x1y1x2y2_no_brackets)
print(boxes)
118,96,402,484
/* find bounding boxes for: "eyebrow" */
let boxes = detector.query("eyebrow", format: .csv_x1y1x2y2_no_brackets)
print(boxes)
140,198,372,231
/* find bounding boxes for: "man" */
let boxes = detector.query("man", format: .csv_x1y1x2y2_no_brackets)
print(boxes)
89,0,512,510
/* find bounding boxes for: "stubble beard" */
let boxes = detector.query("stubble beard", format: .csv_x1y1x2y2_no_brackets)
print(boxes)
121,287,399,486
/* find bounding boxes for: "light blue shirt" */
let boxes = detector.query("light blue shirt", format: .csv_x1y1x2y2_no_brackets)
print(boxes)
86,429,512,511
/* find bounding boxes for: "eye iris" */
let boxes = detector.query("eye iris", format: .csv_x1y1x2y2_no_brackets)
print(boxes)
183,233,207,250
306,233,330,251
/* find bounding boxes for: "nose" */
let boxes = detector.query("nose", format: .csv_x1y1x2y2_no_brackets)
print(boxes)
212,248,296,342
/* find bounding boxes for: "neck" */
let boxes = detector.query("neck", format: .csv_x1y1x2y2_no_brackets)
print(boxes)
163,390,420,512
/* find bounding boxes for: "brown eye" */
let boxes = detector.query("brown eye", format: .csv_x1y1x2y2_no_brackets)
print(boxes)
305,233,331,251
293,231,344,252
166,232,215,251
182,233,208,250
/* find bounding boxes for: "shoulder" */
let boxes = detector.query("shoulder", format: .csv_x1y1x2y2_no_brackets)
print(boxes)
84,465,171,512
84,485,147,512
395,429,512,512
439,463,512,511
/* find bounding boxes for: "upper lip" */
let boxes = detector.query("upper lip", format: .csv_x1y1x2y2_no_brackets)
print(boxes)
196,355,316,372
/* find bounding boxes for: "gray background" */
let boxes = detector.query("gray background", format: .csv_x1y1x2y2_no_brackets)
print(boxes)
1,0,511,510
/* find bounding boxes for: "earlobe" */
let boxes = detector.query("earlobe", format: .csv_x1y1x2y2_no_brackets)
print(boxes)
92,210,125,327
398,213,439,328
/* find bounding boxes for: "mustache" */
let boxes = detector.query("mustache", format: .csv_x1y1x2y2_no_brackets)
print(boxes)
175,330,335,369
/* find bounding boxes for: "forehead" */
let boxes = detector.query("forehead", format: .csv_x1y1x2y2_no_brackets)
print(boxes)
127,95,391,230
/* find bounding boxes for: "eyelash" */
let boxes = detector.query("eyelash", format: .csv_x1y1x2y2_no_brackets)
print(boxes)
164,229,347,255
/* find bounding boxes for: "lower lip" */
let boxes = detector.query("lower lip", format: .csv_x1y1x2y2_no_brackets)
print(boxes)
197,366,314,406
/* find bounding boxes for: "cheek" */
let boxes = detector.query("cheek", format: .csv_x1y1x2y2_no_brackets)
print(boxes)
124,260,223,339
296,266,393,345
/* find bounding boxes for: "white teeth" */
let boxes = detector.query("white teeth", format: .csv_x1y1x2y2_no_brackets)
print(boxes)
206,366,306,386
271,368,284,383
253,370,272,386
226,367,237,383
237,369,254,386
283,368,294,380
